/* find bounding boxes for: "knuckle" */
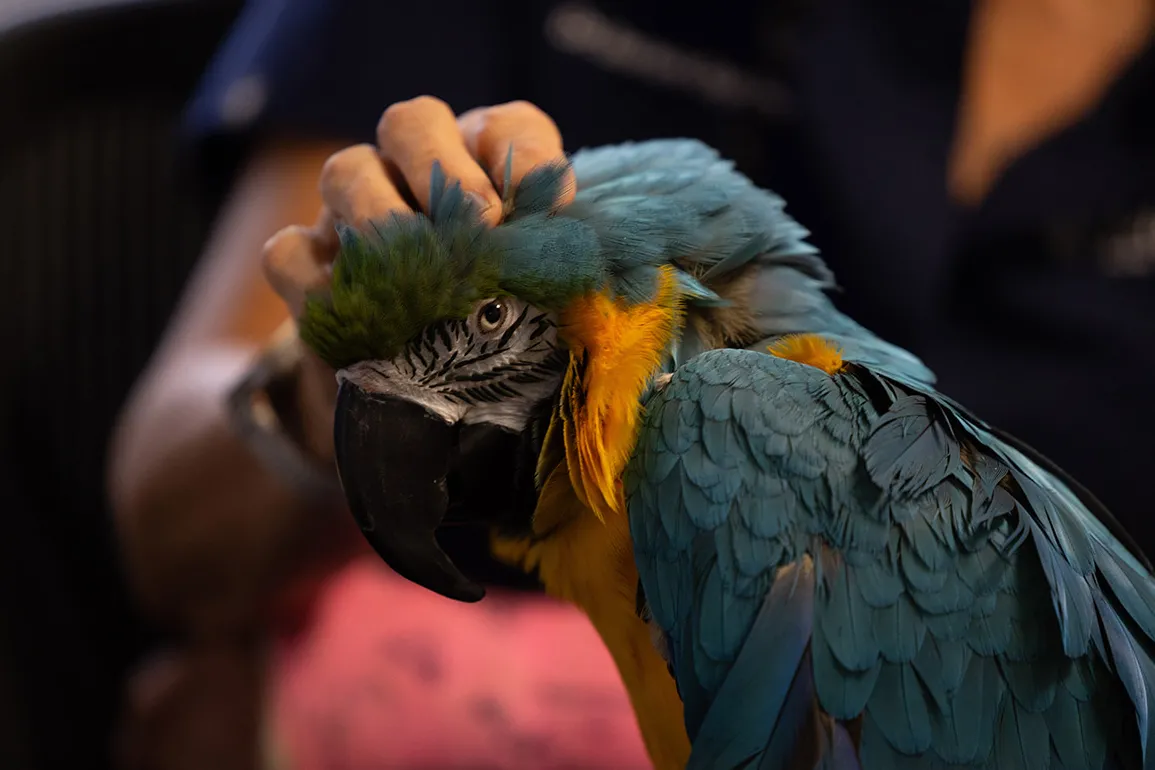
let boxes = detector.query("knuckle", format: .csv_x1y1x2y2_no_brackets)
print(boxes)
492,100,558,132
378,95,451,135
408,94,450,112
319,144,377,185
260,228,290,267
260,226,307,277
494,99,543,118
476,101,562,162
475,117,508,156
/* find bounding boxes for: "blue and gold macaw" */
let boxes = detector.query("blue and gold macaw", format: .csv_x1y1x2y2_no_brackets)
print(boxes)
299,139,1155,769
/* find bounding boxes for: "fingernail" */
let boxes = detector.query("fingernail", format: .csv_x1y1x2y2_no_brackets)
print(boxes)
465,191,492,216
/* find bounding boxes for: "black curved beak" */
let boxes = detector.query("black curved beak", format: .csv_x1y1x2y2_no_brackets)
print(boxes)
333,379,485,603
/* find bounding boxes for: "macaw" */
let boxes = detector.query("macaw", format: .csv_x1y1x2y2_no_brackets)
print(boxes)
298,139,1155,770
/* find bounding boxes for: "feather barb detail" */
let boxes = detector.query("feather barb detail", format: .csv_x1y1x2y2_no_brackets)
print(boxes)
559,265,685,521
767,333,846,374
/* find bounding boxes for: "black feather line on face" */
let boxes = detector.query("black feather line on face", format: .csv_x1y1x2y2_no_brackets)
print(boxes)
350,304,567,426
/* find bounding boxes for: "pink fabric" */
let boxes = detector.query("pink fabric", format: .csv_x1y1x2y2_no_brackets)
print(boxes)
269,556,652,769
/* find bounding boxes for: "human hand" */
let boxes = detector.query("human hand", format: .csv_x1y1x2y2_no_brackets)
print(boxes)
259,98,571,451
261,97,573,320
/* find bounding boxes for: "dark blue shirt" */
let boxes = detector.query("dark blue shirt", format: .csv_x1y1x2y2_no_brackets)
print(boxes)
186,0,1155,542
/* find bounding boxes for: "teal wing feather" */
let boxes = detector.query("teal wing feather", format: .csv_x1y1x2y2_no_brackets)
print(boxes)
625,347,1155,770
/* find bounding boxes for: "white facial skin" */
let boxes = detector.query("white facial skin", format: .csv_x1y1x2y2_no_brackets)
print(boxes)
337,298,568,432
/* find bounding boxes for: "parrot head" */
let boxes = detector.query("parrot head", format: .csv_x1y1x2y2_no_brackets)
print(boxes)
318,292,564,603
299,160,613,602
299,142,828,603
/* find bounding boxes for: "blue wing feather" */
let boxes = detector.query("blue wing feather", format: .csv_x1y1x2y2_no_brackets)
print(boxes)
687,559,816,770
626,348,1155,769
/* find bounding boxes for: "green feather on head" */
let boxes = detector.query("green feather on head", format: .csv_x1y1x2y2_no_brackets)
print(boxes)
298,209,505,370
299,159,606,370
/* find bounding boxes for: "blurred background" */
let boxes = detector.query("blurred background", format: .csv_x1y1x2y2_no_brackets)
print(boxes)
0,0,1152,768
0,2,241,769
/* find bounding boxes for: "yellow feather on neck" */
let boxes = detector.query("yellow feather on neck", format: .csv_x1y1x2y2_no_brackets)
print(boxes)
492,266,692,769
558,266,686,521
491,461,690,770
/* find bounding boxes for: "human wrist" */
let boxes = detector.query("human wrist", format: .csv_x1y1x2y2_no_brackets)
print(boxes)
226,319,342,502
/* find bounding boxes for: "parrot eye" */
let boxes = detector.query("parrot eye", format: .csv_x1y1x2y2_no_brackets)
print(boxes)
476,299,508,333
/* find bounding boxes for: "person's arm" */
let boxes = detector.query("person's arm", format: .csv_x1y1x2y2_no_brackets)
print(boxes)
948,0,1154,206
108,137,351,637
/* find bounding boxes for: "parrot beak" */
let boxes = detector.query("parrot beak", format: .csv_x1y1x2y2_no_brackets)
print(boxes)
333,378,486,603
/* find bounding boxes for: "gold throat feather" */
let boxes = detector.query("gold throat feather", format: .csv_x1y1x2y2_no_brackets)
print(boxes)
492,266,692,769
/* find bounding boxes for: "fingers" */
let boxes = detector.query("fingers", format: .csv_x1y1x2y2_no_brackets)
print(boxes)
262,225,326,317
318,144,409,230
458,100,575,209
268,142,410,318
262,207,336,318
378,96,502,225
266,98,572,319
376,97,572,226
